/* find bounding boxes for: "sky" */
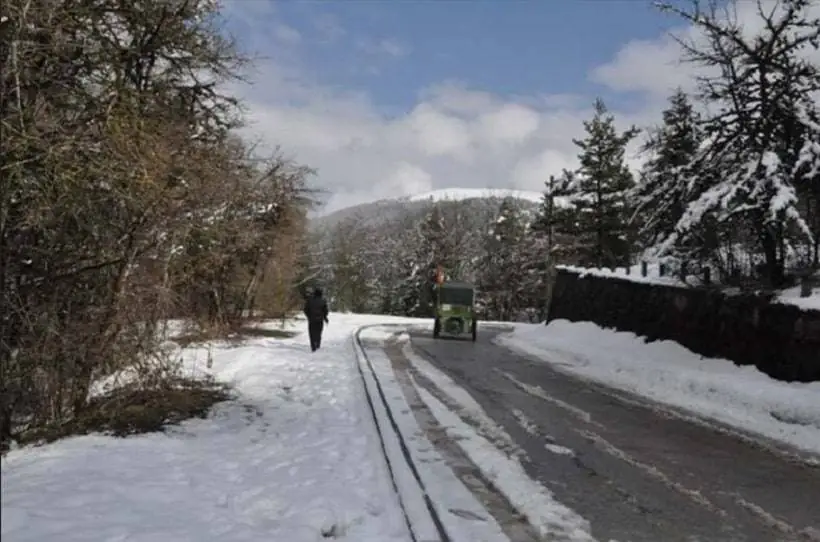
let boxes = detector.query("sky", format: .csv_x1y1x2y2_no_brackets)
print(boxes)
216,0,796,214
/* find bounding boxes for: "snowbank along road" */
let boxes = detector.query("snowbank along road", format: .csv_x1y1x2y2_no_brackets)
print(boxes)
399,326,820,542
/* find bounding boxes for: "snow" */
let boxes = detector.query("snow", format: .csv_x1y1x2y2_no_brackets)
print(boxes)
498,320,820,458
1,313,426,542
352,328,441,542
408,187,544,204
544,443,575,456
776,284,820,312
558,264,686,287
10,308,815,542
400,343,523,456
356,328,512,542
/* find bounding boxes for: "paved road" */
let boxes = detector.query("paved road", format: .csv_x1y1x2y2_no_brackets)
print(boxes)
408,327,820,542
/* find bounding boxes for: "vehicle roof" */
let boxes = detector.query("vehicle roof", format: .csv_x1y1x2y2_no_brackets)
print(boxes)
440,280,475,289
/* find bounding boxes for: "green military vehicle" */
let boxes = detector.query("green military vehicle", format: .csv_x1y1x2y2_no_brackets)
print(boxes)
432,280,478,341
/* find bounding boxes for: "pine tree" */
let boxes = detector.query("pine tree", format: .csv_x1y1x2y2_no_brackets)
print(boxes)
531,173,580,262
560,99,640,268
634,89,703,251
528,174,577,318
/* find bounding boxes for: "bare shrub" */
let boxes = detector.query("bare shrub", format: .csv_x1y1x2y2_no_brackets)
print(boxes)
0,0,313,450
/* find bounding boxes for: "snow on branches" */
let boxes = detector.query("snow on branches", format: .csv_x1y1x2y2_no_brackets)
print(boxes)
646,0,820,284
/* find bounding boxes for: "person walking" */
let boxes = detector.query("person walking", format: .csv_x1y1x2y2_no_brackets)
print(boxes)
303,288,329,352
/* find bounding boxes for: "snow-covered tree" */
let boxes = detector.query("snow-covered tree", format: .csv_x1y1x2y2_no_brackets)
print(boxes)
634,89,704,252
395,205,451,317
313,195,542,319
327,217,373,312
794,89,820,266
478,198,529,320
657,0,820,285
381,214,424,316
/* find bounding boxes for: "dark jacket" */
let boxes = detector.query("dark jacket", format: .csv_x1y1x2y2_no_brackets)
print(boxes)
303,293,329,323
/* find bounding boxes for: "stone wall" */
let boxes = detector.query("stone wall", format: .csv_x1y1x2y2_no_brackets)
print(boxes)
547,269,820,382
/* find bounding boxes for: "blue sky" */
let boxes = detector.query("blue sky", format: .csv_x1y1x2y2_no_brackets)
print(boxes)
225,0,680,113
220,0,706,212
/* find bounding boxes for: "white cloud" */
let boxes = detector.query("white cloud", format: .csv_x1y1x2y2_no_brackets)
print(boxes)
385,162,434,196
511,149,576,191
589,31,698,98
591,0,820,98
477,104,541,146
229,1,817,215
403,103,474,159
238,78,654,214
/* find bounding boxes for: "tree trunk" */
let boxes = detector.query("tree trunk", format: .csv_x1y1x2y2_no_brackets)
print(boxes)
238,253,264,320
760,228,782,288
73,240,139,415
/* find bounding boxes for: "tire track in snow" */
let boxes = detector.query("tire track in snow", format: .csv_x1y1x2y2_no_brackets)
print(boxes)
501,355,820,540
498,367,819,535
383,337,542,542
353,326,449,542
510,409,576,458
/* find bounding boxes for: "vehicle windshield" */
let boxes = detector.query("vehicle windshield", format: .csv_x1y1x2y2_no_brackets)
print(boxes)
439,286,474,306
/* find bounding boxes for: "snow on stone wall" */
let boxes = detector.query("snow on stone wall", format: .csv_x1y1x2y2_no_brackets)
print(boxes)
548,268,820,383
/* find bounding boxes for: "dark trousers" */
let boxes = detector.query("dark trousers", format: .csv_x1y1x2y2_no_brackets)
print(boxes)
308,320,324,351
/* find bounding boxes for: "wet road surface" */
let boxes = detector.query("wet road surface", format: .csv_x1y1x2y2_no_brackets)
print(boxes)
408,327,820,542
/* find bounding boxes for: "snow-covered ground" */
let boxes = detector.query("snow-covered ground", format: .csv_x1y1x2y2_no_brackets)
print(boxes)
777,283,820,311
6,310,818,542
1,314,424,542
497,320,820,458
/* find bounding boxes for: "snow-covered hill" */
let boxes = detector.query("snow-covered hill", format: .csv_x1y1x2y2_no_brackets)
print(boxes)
406,188,543,204
311,187,545,231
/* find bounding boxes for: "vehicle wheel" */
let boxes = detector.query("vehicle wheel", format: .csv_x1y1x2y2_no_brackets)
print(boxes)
471,320,477,342
433,318,441,338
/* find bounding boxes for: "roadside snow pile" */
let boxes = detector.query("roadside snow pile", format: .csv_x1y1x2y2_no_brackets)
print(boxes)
498,320,820,457
1,314,421,542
